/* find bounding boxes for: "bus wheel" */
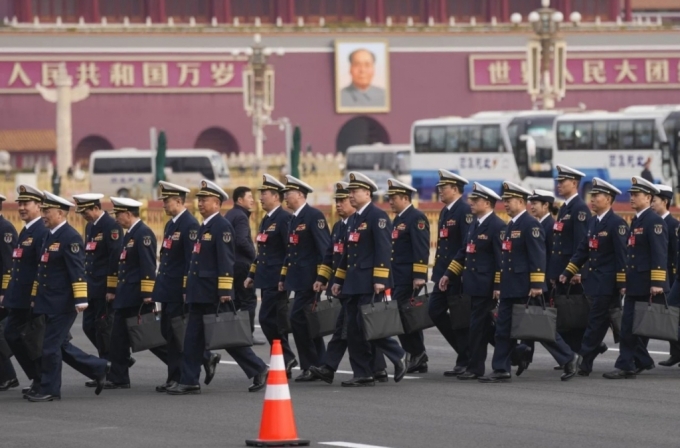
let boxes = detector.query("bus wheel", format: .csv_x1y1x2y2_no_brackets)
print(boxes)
116,188,130,198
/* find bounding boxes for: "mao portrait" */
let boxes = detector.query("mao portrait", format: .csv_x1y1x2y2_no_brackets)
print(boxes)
335,40,390,113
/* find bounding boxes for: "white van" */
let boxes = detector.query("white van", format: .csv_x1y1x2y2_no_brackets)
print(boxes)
89,148,230,197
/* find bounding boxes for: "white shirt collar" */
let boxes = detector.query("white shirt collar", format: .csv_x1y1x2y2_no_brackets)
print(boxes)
446,197,459,210
24,216,42,229
202,211,220,225
293,202,307,217
511,209,527,223
50,220,68,234
564,193,579,205
662,211,671,219
398,204,412,217
539,213,551,223
127,218,141,233
597,209,610,221
342,218,348,225
93,212,104,226
267,205,280,217
172,208,186,223
636,207,650,218
356,202,370,216
477,210,494,225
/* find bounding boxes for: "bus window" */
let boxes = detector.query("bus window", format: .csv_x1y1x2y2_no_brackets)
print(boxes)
414,127,430,153
619,121,634,149
607,121,619,149
594,121,608,149
446,126,460,153
575,122,593,149
468,125,482,152
481,125,501,152
93,157,152,174
634,120,655,149
557,122,575,150
430,126,446,153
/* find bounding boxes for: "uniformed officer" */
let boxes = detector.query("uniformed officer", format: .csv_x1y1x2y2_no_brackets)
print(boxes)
603,177,668,379
309,181,388,384
331,172,406,387
655,185,680,367
279,175,330,382
386,178,431,373
558,178,627,376
440,182,504,380
106,197,168,389
479,182,577,383
245,174,298,377
151,181,220,392
0,194,19,392
429,170,472,376
168,180,268,395
72,193,123,365
28,191,109,401
2,185,49,397
548,165,591,355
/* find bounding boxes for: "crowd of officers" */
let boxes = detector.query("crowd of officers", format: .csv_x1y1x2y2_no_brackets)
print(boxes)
0,163,678,401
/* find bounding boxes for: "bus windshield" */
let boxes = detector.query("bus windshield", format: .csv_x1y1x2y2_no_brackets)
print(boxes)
507,116,556,179
346,150,410,175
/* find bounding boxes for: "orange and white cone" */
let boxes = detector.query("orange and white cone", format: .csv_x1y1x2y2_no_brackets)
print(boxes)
246,339,310,447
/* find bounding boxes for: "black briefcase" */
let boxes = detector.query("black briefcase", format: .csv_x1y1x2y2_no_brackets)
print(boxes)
0,318,12,360
400,286,435,334
360,294,404,341
170,307,188,353
447,290,471,330
94,305,114,355
277,296,294,335
125,304,166,353
553,286,590,332
203,301,253,350
609,306,623,343
511,295,558,344
304,294,342,339
633,294,680,342
19,313,45,360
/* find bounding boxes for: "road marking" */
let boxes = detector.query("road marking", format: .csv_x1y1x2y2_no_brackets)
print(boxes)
218,361,421,380
319,442,394,448
607,348,670,355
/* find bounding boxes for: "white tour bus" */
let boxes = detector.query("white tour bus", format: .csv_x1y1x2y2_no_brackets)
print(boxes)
344,143,411,194
554,111,675,200
89,148,230,197
410,111,560,198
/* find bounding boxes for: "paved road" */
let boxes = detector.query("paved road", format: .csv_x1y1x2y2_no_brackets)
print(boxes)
2,311,680,448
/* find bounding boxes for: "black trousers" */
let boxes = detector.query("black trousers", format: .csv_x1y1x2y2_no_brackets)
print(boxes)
4,308,40,381
258,287,296,366
467,295,495,376
290,289,326,370
82,295,108,358
393,286,426,356
233,262,257,333
554,282,587,353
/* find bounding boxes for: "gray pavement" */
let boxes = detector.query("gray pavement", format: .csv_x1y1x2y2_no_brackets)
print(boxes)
2,312,680,448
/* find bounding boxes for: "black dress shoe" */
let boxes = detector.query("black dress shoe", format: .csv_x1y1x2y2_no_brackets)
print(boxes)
309,365,335,384
203,353,221,385
341,377,375,387
128,357,136,368
0,378,19,391
252,337,267,346
478,370,512,383
286,358,299,379
84,380,97,388
659,356,680,367
603,369,636,379
553,365,564,370
94,362,111,396
22,380,40,398
294,370,318,382
406,352,429,373
598,343,608,355
443,365,467,377
374,370,389,383
577,369,590,377
515,347,531,377
457,371,479,380
27,394,61,402
634,363,655,374
155,381,178,393
166,383,201,395
249,368,269,392
394,356,407,383
561,355,579,381
103,381,131,390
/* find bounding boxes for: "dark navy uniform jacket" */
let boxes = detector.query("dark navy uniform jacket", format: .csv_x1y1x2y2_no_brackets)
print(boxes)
390,205,430,287
225,204,256,265
541,214,555,290
32,223,88,315
186,213,235,304
625,208,669,296
335,203,392,296
0,215,18,296
447,212,504,298
280,203,330,292
152,210,200,304
249,206,291,290
317,217,350,293
500,211,547,299
664,213,679,287
563,208,628,297
114,220,157,309
432,199,473,290
3,218,48,309
547,195,590,281
83,212,123,299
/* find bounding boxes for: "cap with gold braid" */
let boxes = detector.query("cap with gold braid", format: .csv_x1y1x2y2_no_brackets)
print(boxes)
628,176,660,195
347,172,378,193
258,173,286,192
16,184,43,203
282,175,314,194
528,188,556,204
387,178,417,197
436,170,468,188
501,181,532,200
590,178,621,198
655,184,673,203
333,181,350,199
555,164,585,181
469,182,501,202
158,181,190,199
72,193,104,213
41,191,74,211
196,179,229,201
110,197,143,213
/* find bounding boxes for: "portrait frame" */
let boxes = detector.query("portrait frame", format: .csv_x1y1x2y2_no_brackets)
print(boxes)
334,39,391,114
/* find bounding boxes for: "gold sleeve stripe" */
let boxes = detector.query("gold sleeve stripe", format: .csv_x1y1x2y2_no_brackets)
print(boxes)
651,270,667,281
494,272,501,283
413,264,428,274
72,282,88,299
530,273,545,283
335,268,346,280
106,276,118,288
183,276,187,288
565,263,579,275
373,268,390,278
318,265,333,279
249,263,256,274
616,273,626,282
281,266,288,276
1,274,9,289
447,260,463,276
31,280,38,296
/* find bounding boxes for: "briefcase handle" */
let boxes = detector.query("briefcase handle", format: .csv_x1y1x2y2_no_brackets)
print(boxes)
410,284,428,305
136,302,158,325
215,299,239,316
648,292,670,309
524,294,548,310
369,292,387,307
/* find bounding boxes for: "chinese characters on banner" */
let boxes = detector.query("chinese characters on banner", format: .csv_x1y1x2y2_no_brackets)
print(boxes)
0,56,247,93
469,53,680,91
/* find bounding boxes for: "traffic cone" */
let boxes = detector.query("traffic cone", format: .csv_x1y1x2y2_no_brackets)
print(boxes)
246,339,310,447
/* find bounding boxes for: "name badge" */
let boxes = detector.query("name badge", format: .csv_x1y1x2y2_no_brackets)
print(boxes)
333,242,344,254
392,229,399,240
466,242,476,253
553,222,564,232
348,232,360,243
289,234,299,245
439,228,449,238
502,240,512,251
12,248,23,259
256,233,268,243
162,238,173,249
40,252,49,263
193,242,201,254
628,235,635,247
119,249,127,260
588,238,599,250
86,242,97,251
